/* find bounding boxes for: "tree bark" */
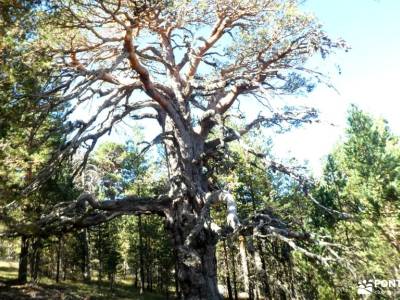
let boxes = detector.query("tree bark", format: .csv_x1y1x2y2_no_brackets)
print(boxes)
174,249,181,299
170,217,221,300
18,236,29,283
252,240,262,300
160,114,223,300
146,228,153,291
256,240,272,299
97,226,103,283
18,151,32,284
229,242,239,300
79,229,91,282
223,240,234,300
134,266,138,288
138,215,145,294
56,236,62,283
165,191,222,299
62,252,67,281
239,235,251,299
30,238,42,283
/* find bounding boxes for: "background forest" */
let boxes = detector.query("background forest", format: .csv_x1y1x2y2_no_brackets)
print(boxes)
1,1,399,300
3,105,399,299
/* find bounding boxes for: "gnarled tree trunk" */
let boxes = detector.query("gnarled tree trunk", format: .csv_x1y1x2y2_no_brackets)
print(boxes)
168,205,221,300
162,116,222,300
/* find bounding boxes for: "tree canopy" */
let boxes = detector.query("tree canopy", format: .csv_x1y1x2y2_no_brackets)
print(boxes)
3,1,398,300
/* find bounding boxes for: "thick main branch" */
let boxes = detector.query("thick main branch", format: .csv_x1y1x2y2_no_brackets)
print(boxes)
0,193,171,238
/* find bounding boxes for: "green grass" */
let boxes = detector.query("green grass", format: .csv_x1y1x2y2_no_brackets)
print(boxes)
0,261,18,281
0,260,167,300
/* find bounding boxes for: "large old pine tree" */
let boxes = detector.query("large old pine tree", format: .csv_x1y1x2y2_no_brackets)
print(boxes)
1,1,346,299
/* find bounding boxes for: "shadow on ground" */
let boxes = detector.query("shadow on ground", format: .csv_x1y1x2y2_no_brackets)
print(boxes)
0,280,168,300
0,261,168,300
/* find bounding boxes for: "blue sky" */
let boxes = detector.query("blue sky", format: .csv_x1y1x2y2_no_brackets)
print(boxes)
271,0,400,175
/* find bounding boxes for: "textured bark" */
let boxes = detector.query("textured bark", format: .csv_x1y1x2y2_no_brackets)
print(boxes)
253,242,263,300
223,240,234,300
171,220,221,300
30,238,42,283
62,252,67,281
239,235,251,298
18,236,29,283
174,249,181,299
81,229,91,282
161,114,222,299
138,215,145,294
250,191,270,299
164,186,222,299
135,267,138,288
56,236,62,283
256,240,272,299
97,228,103,282
229,241,239,300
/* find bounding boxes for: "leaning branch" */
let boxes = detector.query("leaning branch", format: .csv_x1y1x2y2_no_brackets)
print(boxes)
0,193,171,238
